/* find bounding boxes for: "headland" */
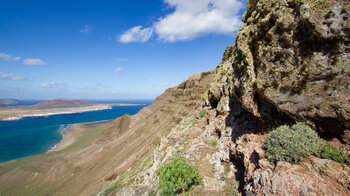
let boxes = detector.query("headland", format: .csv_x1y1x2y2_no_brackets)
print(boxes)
0,99,142,121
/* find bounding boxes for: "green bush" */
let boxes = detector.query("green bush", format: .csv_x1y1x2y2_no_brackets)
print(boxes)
156,157,202,195
320,143,347,163
264,122,320,163
199,110,207,118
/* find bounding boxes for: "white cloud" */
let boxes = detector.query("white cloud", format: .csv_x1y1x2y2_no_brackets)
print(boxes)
114,67,123,75
114,58,129,62
40,82,59,88
0,52,46,65
0,53,11,61
0,72,27,81
22,58,46,66
13,56,22,61
118,26,153,43
118,0,244,43
80,24,92,34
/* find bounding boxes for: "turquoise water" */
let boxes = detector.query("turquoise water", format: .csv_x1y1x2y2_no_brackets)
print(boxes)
0,102,151,163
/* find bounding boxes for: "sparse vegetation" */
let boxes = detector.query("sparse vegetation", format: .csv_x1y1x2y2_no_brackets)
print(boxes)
206,140,217,147
264,122,320,164
224,183,239,195
160,154,166,162
100,181,122,196
143,158,153,169
156,157,202,196
199,110,207,118
148,189,156,196
190,119,198,125
319,143,347,163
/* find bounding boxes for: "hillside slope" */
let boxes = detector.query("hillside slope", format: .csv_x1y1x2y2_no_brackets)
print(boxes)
0,70,215,195
100,0,350,195
0,0,349,195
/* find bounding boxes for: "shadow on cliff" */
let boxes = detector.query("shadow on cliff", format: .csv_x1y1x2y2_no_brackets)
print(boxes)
224,94,295,192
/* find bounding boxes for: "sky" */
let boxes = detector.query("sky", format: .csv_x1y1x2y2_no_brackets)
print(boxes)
0,0,246,100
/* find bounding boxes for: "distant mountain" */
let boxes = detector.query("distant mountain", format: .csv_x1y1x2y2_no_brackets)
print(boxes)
0,99,20,105
32,99,96,109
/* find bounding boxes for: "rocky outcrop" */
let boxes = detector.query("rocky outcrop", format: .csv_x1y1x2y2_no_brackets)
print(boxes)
203,0,350,195
234,134,350,195
207,0,350,141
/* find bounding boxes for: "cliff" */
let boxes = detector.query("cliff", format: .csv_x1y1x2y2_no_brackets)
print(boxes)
0,0,349,195
227,0,350,142
107,0,350,194
203,0,350,194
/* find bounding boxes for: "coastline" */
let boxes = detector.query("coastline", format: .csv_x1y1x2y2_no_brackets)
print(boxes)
0,103,143,121
47,124,69,152
0,103,147,163
48,124,78,152
48,120,112,152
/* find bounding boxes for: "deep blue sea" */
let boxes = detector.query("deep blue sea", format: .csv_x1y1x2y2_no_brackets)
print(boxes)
0,100,152,163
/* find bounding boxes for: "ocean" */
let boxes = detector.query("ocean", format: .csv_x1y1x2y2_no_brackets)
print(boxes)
0,100,152,163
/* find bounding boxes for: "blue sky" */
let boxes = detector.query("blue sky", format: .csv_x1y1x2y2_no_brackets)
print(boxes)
0,0,246,100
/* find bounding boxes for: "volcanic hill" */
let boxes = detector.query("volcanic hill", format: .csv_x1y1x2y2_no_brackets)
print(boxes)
0,99,20,105
32,99,96,109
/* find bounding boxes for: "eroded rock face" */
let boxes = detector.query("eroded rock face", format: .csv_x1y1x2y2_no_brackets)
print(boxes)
231,0,350,140
203,0,350,194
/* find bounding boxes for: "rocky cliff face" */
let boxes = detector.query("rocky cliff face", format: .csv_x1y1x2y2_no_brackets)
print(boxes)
207,0,350,142
202,0,350,194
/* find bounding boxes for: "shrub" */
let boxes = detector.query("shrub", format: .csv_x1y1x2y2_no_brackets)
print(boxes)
156,157,202,195
199,110,207,118
319,143,347,163
264,122,320,163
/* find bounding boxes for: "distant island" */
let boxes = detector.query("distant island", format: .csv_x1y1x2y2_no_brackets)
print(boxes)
31,99,96,109
0,99,141,121
0,99,20,105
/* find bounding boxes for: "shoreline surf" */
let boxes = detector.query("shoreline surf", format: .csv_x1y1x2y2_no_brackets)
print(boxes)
48,120,113,153
47,124,69,153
